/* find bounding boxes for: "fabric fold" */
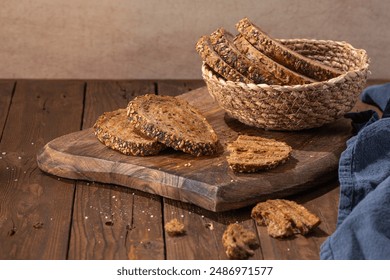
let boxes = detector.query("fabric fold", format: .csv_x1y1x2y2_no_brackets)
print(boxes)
320,83,390,260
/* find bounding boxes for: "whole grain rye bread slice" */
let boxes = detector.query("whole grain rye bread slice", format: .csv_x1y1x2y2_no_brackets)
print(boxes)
233,34,316,85
236,17,343,81
93,109,165,156
251,199,321,238
127,94,219,156
226,135,292,173
195,35,253,83
209,28,265,84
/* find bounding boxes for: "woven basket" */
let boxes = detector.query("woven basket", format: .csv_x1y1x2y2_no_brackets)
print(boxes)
202,39,369,131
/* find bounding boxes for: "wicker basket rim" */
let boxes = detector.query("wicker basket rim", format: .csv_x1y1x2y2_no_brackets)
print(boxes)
202,38,370,91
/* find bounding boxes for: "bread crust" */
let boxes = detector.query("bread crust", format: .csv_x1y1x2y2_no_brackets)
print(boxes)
226,135,292,173
93,109,165,156
233,34,316,85
209,28,265,84
236,17,343,81
127,94,219,156
195,35,253,83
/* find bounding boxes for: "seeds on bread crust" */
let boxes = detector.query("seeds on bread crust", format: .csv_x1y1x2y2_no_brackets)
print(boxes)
236,17,343,81
195,35,253,83
127,94,219,156
226,135,292,173
209,28,265,84
93,109,165,156
233,34,316,85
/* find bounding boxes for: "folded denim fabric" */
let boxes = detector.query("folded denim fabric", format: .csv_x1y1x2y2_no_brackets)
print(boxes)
344,110,379,133
361,82,390,111
320,84,390,260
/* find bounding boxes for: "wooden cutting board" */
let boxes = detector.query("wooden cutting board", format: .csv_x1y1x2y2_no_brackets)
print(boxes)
37,87,353,212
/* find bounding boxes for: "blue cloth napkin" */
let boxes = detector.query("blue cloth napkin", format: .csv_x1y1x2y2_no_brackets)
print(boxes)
320,83,390,260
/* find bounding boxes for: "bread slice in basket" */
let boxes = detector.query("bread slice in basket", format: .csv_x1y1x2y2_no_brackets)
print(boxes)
233,34,316,85
127,94,219,156
226,135,292,173
236,17,343,81
93,109,165,156
195,35,253,83
209,28,265,84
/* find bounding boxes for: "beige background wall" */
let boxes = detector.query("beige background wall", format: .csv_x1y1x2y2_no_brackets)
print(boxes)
0,0,389,79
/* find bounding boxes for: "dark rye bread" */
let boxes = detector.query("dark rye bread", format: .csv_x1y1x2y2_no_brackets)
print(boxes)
251,199,321,238
234,34,316,85
195,35,253,83
226,135,292,173
93,109,165,156
236,17,343,81
222,223,259,259
209,28,265,84
127,94,219,156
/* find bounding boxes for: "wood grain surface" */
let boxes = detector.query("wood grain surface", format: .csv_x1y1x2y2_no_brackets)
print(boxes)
2,79,385,260
0,80,85,259
37,86,353,212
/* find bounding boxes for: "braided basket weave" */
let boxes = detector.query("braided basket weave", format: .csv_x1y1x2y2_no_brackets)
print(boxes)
202,39,369,131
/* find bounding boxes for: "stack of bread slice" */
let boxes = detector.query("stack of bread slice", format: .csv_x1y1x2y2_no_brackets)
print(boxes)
196,17,342,85
93,94,219,157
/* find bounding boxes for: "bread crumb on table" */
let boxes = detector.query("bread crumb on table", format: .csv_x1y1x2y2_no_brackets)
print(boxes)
165,218,186,237
222,223,259,259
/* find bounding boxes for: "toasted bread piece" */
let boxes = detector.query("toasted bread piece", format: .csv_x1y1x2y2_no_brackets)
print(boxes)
164,218,186,237
195,35,253,83
251,199,321,238
209,28,265,84
234,34,316,85
226,135,292,173
236,18,343,81
127,94,219,156
222,223,259,259
93,109,165,156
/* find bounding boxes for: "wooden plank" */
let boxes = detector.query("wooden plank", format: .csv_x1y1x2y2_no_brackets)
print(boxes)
37,86,352,212
0,80,84,259
163,199,263,259
157,80,205,96
68,81,165,260
0,80,15,141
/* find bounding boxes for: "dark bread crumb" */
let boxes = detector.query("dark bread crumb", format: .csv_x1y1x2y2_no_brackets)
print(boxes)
222,223,259,259
165,218,186,237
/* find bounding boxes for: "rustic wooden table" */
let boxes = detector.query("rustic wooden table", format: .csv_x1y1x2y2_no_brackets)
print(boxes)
0,79,380,260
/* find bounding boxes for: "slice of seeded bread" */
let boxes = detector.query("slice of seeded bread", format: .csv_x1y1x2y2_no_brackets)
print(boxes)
195,35,253,83
93,108,165,156
209,28,265,84
251,199,321,238
127,94,219,156
234,34,316,85
236,17,343,81
226,135,292,173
